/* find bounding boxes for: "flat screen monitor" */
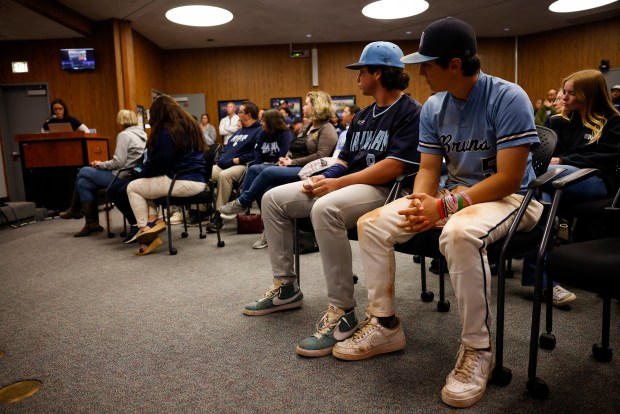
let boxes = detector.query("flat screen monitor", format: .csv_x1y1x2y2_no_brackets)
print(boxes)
61,48,95,71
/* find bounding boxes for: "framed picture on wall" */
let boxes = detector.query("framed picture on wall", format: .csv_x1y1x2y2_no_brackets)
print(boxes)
218,99,248,120
331,95,356,117
270,97,302,117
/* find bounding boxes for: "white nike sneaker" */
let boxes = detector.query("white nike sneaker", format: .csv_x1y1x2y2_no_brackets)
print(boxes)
332,315,406,361
441,344,493,408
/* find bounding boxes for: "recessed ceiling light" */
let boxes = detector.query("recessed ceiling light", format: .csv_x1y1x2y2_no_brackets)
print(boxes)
362,0,429,20
549,0,617,13
305,34,312,38
165,5,233,27
405,31,412,35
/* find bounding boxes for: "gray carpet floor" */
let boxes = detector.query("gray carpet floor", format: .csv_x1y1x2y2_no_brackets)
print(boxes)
0,209,618,413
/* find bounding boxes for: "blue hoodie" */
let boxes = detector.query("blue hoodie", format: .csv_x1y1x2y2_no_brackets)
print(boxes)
217,120,262,169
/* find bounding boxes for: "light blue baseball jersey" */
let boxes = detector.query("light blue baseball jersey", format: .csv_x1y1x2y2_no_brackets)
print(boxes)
418,71,538,195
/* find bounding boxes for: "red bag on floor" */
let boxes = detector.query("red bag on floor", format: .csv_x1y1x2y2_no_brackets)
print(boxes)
237,213,264,234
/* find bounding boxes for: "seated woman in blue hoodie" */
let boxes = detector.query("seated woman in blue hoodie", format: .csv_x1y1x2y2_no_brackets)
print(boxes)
126,95,208,255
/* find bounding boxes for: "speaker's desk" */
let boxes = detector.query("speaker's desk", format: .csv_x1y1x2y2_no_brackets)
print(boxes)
14,132,111,210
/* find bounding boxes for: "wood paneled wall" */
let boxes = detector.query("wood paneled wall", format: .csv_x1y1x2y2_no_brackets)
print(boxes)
132,32,165,111
0,17,618,150
0,22,119,142
518,18,620,103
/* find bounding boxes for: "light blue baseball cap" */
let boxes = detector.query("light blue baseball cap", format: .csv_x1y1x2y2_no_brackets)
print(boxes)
346,41,405,70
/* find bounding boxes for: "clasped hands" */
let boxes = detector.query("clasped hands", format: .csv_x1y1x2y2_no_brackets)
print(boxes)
301,175,341,197
397,193,441,233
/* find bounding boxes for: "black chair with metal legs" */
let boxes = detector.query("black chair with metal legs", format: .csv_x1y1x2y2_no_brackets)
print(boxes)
155,144,224,254
527,168,620,399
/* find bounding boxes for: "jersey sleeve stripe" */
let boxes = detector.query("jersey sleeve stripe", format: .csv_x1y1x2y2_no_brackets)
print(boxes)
496,129,538,145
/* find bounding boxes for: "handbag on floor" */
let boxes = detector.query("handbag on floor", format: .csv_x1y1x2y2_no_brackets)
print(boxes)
237,213,264,234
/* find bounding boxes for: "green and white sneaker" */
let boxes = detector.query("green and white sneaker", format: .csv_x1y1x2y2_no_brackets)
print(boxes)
296,305,358,357
243,278,303,316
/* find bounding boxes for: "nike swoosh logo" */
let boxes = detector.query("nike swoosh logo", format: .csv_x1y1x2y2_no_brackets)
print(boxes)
333,318,357,341
272,291,300,306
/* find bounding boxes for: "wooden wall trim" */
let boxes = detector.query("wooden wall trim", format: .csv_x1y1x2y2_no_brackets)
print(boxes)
14,0,94,36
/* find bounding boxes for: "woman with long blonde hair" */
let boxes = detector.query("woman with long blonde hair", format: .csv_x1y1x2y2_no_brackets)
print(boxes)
545,69,620,201
522,69,620,305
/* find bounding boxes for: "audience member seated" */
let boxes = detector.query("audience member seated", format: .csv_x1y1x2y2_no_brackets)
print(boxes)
612,84,620,111
522,69,620,305
242,41,420,365
199,113,217,146
126,95,208,256
219,102,240,145
58,109,146,237
219,93,337,248
210,101,263,219
41,98,89,133
329,113,346,135
535,88,558,125
334,105,361,158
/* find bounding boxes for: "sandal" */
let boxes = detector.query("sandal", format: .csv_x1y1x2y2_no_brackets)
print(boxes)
135,220,167,244
134,237,163,256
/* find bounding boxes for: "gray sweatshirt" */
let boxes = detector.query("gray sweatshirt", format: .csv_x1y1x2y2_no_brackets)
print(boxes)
98,126,147,178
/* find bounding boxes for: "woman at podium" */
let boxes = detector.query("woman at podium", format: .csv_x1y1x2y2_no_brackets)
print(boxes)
41,98,90,133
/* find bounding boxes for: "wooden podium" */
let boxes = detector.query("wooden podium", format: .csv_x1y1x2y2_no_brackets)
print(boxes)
15,132,111,210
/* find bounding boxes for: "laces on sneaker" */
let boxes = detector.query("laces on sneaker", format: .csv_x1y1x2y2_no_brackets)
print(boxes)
264,279,284,299
349,317,375,342
313,305,344,338
453,347,481,383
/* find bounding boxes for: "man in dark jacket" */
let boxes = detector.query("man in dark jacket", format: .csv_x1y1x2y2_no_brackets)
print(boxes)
212,101,262,210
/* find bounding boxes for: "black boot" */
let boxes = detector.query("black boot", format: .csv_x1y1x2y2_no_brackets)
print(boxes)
74,202,104,237
59,190,83,219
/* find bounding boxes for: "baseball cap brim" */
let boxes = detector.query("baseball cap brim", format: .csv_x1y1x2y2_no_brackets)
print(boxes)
400,52,438,64
345,62,366,70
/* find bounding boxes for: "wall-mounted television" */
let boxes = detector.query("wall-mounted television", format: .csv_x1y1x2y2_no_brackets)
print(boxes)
61,48,95,71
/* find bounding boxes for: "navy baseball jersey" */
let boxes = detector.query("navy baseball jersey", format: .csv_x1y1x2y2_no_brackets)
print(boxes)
338,94,421,182
418,71,539,194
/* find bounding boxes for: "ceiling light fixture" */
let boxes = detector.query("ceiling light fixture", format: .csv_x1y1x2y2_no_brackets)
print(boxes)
549,0,617,13
362,0,429,20
165,5,233,27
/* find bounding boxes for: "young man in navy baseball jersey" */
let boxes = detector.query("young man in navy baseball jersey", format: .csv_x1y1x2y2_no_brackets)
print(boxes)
243,41,422,358
334,18,544,408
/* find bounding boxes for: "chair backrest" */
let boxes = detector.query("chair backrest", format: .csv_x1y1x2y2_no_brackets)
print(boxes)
204,144,221,182
532,125,558,177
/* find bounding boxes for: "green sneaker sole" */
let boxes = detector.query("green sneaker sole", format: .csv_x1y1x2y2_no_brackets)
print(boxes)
243,299,303,316
295,344,334,357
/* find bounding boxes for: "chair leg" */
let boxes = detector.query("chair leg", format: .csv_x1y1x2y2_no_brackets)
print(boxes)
419,256,434,302
526,262,550,399
105,202,115,238
437,259,450,312
294,218,300,287
164,204,176,255
592,296,613,362
492,257,512,386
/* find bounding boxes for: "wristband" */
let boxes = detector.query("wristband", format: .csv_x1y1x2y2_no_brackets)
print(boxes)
322,163,347,179
437,198,445,219
459,192,473,206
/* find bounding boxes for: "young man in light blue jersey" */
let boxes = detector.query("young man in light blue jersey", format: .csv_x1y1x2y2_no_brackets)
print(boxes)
334,18,544,409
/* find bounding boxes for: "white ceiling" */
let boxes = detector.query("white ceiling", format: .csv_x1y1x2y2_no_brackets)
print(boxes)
1,0,619,49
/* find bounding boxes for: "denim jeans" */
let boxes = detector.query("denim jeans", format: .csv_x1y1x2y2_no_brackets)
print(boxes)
522,164,608,286
238,165,302,209
76,167,115,203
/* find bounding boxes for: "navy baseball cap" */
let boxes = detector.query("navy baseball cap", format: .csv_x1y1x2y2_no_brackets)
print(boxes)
401,17,477,64
346,41,405,70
